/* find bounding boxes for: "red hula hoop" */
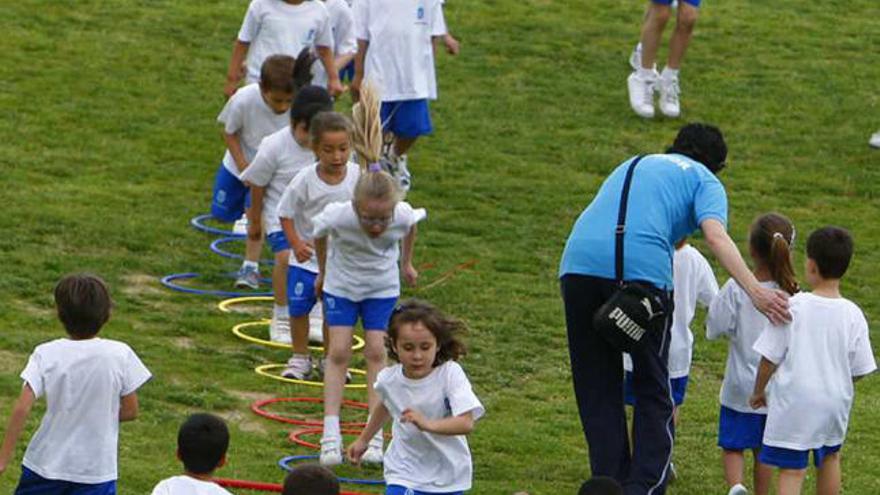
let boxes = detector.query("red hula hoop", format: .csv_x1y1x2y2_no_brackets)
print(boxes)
288,427,391,450
213,477,370,495
251,397,369,427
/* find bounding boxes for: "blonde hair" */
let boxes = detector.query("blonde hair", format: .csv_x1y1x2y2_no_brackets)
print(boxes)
351,82,401,205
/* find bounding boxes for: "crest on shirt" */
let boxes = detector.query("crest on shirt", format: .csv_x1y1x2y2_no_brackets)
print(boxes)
416,6,425,19
444,397,452,417
306,28,316,43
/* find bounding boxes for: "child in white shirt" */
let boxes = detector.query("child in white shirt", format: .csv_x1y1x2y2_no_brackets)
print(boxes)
151,414,233,495
0,274,151,493
240,85,333,343
276,110,361,378
707,213,799,495
347,299,484,495
224,0,343,97
751,226,875,495
311,0,357,89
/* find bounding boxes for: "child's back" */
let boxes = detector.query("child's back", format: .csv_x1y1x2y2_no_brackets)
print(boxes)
152,475,232,494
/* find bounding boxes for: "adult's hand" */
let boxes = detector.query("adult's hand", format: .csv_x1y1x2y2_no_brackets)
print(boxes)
748,285,791,326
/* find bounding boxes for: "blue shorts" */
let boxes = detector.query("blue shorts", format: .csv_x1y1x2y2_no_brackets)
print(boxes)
381,99,433,139
339,61,355,82
323,292,397,330
718,405,767,451
386,485,463,495
266,231,290,253
653,0,701,7
759,444,841,470
15,466,117,495
624,371,688,406
288,266,318,317
211,163,250,222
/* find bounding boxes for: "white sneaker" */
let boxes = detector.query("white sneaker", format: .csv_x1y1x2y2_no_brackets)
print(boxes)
269,315,292,344
308,303,324,344
281,354,313,380
869,131,880,148
395,154,411,192
727,483,748,495
627,70,656,118
658,75,681,118
319,436,343,466
233,214,248,235
628,43,642,71
361,444,384,465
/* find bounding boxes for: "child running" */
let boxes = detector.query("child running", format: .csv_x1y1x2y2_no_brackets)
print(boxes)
212,53,312,290
240,85,334,343
0,274,152,493
751,226,876,495
277,109,361,377
311,0,357,90
707,213,799,495
224,0,343,98
347,299,484,495
151,414,232,495
313,85,425,465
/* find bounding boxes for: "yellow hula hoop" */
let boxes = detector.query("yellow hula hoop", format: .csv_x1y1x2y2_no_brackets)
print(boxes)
218,296,274,313
255,363,367,389
231,321,365,352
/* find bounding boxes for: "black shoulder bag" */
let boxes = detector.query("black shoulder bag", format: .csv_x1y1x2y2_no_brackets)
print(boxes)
592,155,668,353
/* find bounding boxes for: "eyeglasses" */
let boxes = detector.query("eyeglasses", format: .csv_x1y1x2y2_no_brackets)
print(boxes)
358,214,393,227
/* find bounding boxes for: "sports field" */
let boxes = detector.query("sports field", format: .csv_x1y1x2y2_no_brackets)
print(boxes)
1,0,879,493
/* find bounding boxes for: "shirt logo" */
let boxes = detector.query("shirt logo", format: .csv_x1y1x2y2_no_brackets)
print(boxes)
666,154,693,171
416,6,424,19
306,28,316,43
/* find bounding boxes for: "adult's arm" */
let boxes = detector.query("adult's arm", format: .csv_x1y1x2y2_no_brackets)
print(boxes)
701,218,790,325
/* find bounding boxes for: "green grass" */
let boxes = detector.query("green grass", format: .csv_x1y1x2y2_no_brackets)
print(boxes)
1,0,880,493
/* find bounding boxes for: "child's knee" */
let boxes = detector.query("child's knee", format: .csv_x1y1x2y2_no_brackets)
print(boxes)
328,343,352,365
362,341,386,364
648,4,673,25
275,250,290,266
676,5,699,31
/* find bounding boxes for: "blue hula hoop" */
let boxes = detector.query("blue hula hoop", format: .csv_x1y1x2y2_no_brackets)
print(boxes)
160,273,273,297
278,455,385,486
191,214,245,238
211,237,276,266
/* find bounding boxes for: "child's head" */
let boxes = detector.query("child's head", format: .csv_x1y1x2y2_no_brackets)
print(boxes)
387,299,467,378
806,226,853,284
282,464,339,495
578,476,623,495
177,413,230,476
54,273,112,339
259,49,315,115
353,171,402,237
289,85,334,145
309,111,353,171
667,123,727,174
749,212,799,295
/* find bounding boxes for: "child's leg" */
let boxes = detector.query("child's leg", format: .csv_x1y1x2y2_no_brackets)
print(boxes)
272,250,289,308
360,297,394,457
393,137,418,157
322,325,354,435
777,468,807,495
723,449,746,487
285,267,318,378
816,451,841,495
638,2,673,70
752,448,773,495
666,1,699,70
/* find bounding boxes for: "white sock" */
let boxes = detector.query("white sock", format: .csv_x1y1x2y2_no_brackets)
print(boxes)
635,42,643,52
273,304,288,319
323,415,341,440
242,260,259,271
661,67,680,79
638,66,657,79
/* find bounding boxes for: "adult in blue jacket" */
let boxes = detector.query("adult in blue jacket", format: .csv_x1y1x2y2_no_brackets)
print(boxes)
559,123,789,495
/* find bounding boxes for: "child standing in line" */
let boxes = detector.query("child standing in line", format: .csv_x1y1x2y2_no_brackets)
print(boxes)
0,274,152,493
282,464,340,495
151,414,232,495
751,227,876,495
240,86,334,343
350,0,456,190
276,110,361,377
224,0,343,98
622,238,718,481
347,299,484,495
212,53,312,290
707,213,799,495
311,0,357,90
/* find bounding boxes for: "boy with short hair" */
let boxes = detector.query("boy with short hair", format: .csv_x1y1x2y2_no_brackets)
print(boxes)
0,274,152,493
750,227,876,495
151,414,233,495
282,463,339,495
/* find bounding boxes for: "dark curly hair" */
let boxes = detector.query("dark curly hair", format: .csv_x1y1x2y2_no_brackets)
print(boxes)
387,299,467,366
666,122,727,174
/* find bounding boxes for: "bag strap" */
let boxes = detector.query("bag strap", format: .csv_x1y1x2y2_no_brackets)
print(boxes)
615,155,645,283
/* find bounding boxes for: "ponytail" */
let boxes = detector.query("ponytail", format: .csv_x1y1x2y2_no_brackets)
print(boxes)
749,213,799,296
292,47,316,92
351,82,383,168
768,233,799,295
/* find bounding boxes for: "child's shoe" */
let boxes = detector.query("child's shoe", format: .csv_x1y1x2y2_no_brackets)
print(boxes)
269,315,292,344
627,69,657,119
727,483,748,495
319,436,343,466
361,435,384,464
281,354,313,380
234,265,260,289
628,42,642,70
870,130,880,148
233,214,248,236
658,74,681,118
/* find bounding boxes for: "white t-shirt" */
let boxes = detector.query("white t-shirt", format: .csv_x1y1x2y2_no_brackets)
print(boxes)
354,0,447,101
152,476,234,495
238,0,333,84
312,200,426,300
276,162,361,272
754,293,876,450
624,244,718,378
239,127,315,234
706,279,778,414
20,338,152,484
375,361,484,492
312,0,357,87
217,83,289,177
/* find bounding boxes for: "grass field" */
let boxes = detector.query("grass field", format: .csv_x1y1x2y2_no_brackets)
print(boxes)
2,0,880,493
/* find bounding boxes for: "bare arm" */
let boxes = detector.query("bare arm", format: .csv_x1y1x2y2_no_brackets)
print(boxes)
749,357,777,410
119,392,139,422
350,39,369,101
701,218,790,324
281,217,313,263
316,46,343,97
346,402,390,464
314,236,328,297
0,385,36,473
246,186,265,239
335,52,355,72
402,409,475,435
223,133,249,173
224,40,249,98
401,225,418,286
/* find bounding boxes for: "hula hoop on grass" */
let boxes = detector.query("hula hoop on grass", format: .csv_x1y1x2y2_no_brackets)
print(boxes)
288,427,389,450
232,321,365,351
278,455,385,486
211,236,276,265
255,364,367,389
218,296,274,313
251,397,368,427
213,477,371,495
160,273,273,297
191,213,245,237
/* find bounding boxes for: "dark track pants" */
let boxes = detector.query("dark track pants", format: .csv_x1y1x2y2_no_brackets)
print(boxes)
561,274,674,495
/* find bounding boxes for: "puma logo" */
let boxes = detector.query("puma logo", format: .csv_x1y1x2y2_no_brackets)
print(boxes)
641,297,655,320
